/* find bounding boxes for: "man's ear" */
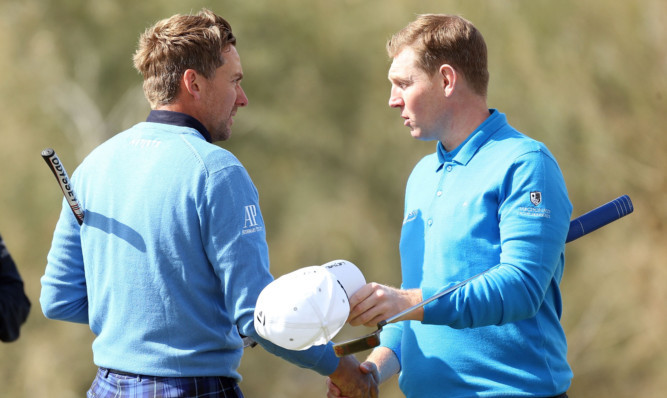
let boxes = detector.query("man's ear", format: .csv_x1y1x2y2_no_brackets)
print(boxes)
439,64,457,97
182,69,202,100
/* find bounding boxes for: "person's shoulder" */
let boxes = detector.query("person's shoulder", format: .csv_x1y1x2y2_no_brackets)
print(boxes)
192,141,241,166
490,125,555,162
484,111,543,151
181,140,247,178
81,123,145,158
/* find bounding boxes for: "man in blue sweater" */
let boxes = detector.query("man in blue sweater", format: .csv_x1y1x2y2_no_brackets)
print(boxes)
40,9,376,398
328,14,572,398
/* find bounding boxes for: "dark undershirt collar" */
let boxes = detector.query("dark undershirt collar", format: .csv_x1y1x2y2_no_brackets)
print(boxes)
146,110,212,143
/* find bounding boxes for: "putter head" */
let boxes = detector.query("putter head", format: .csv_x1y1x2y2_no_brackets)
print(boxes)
332,328,382,357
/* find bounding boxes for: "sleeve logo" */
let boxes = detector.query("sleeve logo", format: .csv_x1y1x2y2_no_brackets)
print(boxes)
243,205,264,235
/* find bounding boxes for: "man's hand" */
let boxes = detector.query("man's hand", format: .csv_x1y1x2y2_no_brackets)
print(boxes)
347,284,423,327
327,359,379,398
327,355,379,398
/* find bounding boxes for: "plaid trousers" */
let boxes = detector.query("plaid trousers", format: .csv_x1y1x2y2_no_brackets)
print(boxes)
87,368,244,398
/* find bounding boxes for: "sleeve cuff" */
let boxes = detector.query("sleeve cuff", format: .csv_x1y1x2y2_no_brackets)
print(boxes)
379,323,403,365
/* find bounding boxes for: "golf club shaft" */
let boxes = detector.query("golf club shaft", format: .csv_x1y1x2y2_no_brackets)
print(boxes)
378,270,489,328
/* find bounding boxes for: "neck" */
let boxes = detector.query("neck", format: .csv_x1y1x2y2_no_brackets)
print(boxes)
157,102,190,115
439,98,489,152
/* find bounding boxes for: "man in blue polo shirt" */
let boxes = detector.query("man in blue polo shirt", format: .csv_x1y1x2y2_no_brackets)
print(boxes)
328,14,572,398
40,9,376,398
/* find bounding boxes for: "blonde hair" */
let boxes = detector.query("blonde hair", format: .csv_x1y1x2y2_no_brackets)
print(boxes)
133,8,236,108
387,14,489,97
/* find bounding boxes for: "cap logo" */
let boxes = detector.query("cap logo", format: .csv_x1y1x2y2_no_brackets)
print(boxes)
530,191,542,206
324,261,345,270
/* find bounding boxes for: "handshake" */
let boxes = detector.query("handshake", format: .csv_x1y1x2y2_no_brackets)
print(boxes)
254,260,380,397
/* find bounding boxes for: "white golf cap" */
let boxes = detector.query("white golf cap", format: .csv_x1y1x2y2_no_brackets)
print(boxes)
254,260,366,350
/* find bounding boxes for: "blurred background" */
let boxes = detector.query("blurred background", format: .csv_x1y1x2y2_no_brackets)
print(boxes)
1,0,665,396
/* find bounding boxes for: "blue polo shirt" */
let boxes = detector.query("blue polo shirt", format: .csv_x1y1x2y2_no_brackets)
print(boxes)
381,110,573,397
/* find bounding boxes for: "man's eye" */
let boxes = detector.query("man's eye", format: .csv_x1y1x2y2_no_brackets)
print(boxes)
396,80,410,89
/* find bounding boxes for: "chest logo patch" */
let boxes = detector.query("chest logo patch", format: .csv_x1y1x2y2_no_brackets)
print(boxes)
530,191,542,206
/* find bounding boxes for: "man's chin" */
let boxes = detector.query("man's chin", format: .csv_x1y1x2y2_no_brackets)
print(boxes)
211,125,232,142
410,129,437,142
409,128,425,140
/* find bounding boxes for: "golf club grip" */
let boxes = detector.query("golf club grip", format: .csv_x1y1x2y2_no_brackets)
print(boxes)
41,148,84,225
566,195,633,243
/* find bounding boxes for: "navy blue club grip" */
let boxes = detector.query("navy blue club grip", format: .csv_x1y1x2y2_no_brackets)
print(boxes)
566,195,633,243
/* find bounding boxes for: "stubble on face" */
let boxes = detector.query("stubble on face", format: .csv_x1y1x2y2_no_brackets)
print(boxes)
203,46,245,142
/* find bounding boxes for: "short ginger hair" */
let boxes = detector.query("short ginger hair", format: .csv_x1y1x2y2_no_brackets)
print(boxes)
387,14,489,97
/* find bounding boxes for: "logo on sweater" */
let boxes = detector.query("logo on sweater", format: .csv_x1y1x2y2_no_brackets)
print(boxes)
403,210,418,224
530,191,542,206
242,205,263,235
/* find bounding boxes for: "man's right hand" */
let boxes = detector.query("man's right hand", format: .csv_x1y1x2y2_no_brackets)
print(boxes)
347,283,423,327
327,356,379,398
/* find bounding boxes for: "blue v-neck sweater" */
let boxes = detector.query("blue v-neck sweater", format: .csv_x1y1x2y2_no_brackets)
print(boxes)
40,111,338,380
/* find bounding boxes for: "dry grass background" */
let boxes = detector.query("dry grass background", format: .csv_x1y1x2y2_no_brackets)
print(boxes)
1,0,665,396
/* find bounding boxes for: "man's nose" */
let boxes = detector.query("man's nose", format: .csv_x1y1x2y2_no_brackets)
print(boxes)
388,87,403,108
237,86,248,107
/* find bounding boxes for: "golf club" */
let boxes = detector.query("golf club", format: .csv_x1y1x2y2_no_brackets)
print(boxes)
333,194,634,357
41,148,84,225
